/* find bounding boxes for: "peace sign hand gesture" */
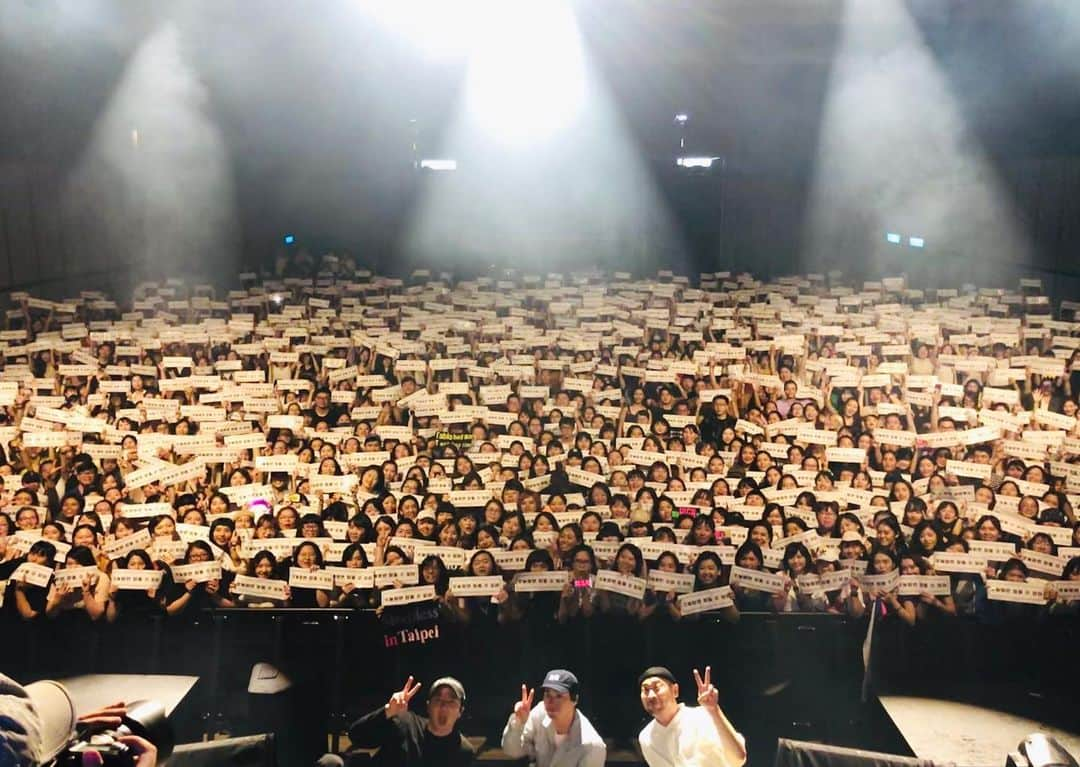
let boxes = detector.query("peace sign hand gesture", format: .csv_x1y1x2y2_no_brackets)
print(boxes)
694,666,719,711
513,684,535,724
385,676,422,719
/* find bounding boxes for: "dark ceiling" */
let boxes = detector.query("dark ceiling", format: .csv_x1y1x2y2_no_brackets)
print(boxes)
1,0,1077,277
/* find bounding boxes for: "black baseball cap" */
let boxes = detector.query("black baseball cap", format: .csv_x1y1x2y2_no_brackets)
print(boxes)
638,666,677,687
541,670,579,696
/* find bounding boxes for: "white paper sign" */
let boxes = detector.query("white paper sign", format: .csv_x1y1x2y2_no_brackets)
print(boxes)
646,570,696,594
51,565,101,589
677,586,734,615
326,566,375,589
372,564,420,588
729,565,786,594
288,567,333,590
986,580,1047,605
512,571,569,592
380,585,437,606
12,562,54,587
448,575,506,597
594,570,647,599
111,569,165,591
897,575,952,597
169,561,223,584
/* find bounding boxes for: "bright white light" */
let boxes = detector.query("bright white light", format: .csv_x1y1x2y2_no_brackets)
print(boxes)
909,237,925,248
886,232,901,244
419,159,457,171
675,113,689,124
462,0,586,146
676,157,718,169
271,294,283,304
362,0,498,60
803,0,1030,276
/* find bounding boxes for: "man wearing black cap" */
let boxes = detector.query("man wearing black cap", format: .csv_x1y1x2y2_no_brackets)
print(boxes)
637,666,746,767
501,669,606,767
320,676,474,767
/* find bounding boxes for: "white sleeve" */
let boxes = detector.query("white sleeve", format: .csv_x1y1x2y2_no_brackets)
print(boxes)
501,714,526,758
501,707,537,760
690,708,745,767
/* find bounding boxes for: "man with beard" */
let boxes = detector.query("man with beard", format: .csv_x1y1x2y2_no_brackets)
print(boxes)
637,666,746,767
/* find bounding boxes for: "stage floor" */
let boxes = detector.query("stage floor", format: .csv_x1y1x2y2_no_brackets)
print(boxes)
879,695,1080,766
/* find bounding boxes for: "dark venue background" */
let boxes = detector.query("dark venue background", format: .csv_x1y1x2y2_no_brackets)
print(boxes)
1,0,1078,296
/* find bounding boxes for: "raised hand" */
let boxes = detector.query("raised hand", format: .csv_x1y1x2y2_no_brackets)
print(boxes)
694,666,719,711
385,676,422,719
513,683,535,724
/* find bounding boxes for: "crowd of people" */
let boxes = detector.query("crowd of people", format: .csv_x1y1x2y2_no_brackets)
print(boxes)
1,267,1079,657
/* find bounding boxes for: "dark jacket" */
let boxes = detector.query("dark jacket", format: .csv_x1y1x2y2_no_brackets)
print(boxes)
347,707,475,767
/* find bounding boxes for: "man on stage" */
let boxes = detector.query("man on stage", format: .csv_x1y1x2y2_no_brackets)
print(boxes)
322,676,475,767
638,666,747,767
501,669,606,767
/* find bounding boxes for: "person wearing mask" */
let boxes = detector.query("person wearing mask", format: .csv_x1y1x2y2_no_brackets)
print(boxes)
637,666,747,767
321,676,475,767
501,669,606,767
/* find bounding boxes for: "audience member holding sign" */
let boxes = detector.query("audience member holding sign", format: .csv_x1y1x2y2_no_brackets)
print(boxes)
0,267,1079,737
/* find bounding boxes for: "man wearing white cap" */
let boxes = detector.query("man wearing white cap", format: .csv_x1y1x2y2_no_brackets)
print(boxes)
638,666,746,767
320,676,474,767
501,669,606,767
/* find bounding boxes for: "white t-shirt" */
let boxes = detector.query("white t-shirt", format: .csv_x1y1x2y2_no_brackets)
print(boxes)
638,704,745,767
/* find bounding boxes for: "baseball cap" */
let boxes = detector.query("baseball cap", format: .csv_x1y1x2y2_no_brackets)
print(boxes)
429,677,465,703
637,666,677,688
541,670,578,696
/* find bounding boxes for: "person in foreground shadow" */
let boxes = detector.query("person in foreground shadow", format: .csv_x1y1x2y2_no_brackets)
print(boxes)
637,665,747,767
501,669,606,767
318,676,475,767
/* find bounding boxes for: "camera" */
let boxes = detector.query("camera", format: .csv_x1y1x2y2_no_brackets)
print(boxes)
57,700,172,767
22,679,172,767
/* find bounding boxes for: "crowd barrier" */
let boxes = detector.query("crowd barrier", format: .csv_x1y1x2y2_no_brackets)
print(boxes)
5,609,1078,752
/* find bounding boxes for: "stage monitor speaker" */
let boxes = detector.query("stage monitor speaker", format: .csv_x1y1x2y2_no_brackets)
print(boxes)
775,738,950,767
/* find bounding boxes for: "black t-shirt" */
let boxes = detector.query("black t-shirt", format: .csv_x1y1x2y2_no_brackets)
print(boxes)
347,708,475,767
305,405,343,428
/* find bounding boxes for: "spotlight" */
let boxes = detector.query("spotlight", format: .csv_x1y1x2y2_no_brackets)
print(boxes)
909,236,925,248
283,234,295,245
674,113,689,125
418,159,457,172
271,294,283,304
886,232,901,244
676,156,720,169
